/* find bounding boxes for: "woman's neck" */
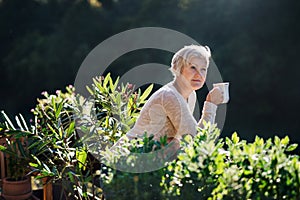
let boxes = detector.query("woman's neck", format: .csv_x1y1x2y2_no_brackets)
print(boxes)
172,77,193,101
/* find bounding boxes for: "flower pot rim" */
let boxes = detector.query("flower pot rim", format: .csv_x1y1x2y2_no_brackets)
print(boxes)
3,176,30,183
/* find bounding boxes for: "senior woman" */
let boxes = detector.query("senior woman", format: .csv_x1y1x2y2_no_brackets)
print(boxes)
115,44,224,148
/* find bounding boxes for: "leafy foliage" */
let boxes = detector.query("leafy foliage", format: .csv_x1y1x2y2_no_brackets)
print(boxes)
75,73,153,157
100,133,169,200
161,123,300,200
29,73,153,199
29,85,95,198
1,72,300,199
0,111,35,180
99,121,300,200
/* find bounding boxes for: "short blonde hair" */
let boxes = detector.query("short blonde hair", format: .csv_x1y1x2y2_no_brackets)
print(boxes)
170,44,211,77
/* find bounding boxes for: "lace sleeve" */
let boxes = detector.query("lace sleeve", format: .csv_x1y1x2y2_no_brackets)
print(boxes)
198,101,217,128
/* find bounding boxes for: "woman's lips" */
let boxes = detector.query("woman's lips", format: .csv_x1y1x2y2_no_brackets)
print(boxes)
192,79,201,82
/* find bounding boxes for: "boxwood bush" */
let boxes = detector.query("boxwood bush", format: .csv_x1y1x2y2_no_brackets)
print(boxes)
102,122,300,200
161,122,300,199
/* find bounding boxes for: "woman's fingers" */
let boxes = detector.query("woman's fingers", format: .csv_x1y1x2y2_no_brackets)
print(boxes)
206,87,224,105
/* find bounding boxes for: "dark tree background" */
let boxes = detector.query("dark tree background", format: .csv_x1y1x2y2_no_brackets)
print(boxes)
1,0,300,147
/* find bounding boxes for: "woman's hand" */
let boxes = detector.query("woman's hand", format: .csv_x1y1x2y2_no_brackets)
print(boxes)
206,87,224,105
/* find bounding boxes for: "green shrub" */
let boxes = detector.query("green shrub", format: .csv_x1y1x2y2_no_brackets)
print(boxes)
161,122,300,200
100,121,300,200
29,73,153,199
0,111,36,180
30,85,94,198
77,73,153,145
100,133,169,200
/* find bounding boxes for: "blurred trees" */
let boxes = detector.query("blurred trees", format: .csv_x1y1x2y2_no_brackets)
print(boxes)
1,0,300,144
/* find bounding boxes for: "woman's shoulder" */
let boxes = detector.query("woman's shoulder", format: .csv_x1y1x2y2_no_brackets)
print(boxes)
145,83,179,104
158,83,178,97
149,83,176,96
158,84,182,104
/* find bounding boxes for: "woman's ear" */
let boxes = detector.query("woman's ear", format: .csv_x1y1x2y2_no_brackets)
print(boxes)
180,64,184,73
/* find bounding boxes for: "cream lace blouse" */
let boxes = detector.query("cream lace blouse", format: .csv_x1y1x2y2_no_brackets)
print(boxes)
126,82,217,140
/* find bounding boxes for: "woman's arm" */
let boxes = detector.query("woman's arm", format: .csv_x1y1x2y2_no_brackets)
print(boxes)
198,101,217,128
198,87,223,128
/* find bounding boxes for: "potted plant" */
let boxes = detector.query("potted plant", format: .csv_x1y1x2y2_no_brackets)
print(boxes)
27,74,154,199
0,73,154,199
0,111,35,200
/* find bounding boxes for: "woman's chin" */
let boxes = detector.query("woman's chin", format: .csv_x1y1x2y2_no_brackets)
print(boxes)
191,83,203,90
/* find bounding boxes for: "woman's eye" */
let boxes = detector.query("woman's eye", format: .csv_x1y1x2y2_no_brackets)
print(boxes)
191,65,196,69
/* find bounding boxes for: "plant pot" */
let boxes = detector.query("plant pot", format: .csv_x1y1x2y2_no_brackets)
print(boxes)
2,176,32,200
42,177,53,200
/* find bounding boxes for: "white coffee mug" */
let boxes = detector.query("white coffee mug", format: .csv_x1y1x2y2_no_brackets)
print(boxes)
213,82,230,104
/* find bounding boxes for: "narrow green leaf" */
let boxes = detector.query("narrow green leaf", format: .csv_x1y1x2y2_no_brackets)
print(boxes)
86,86,94,95
51,96,57,113
103,73,111,88
19,114,29,131
1,111,15,129
76,148,88,170
43,162,51,172
32,155,42,166
29,162,38,168
66,121,75,137
68,171,75,183
0,145,7,151
281,136,290,146
55,101,64,119
109,76,119,93
17,139,26,157
139,84,153,102
94,78,104,91
15,116,24,131
114,77,120,91
231,132,239,144
47,123,57,135
274,136,280,146
286,144,298,152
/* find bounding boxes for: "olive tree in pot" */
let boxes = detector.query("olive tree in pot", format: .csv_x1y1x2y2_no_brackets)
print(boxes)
28,74,154,199
0,111,37,200
28,86,96,199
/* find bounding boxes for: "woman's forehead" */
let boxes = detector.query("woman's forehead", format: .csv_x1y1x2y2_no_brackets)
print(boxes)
188,57,207,67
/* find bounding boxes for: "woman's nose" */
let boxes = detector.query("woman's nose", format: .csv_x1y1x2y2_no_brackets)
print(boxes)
195,70,203,77
196,71,206,80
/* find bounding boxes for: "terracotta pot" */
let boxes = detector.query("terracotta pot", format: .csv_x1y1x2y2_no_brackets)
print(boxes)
42,177,53,200
2,176,32,200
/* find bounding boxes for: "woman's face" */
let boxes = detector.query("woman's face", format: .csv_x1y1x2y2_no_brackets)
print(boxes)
180,57,208,90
